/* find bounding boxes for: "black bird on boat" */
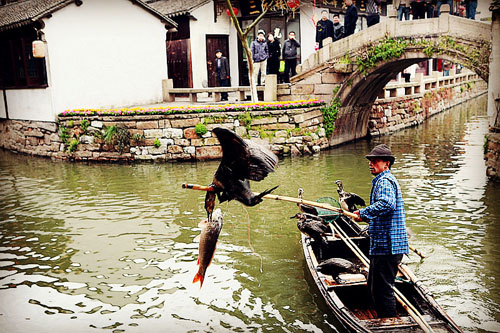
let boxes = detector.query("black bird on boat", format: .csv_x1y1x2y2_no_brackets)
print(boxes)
317,257,361,278
204,127,279,220
335,180,366,213
294,213,330,248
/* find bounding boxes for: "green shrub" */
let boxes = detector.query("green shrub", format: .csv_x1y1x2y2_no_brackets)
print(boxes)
153,138,161,148
68,138,79,153
320,97,341,137
195,123,208,136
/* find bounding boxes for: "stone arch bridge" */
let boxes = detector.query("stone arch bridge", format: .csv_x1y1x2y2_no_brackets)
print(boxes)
288,11,491,146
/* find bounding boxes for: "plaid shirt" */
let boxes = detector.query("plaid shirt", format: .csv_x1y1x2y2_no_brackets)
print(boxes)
359,170,409,256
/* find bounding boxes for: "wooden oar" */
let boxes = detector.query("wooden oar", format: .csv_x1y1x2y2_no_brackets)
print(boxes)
181,183,358,219
330,221,434,333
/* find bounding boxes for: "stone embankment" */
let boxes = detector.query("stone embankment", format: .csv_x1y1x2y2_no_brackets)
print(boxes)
0,106,328,162
0,73,486,163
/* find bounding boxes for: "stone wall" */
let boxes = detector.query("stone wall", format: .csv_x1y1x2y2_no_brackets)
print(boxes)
368,78,487,137
0,107,328,162
486,133,500,182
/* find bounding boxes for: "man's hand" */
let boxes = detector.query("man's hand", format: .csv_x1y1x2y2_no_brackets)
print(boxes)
353,210,363,222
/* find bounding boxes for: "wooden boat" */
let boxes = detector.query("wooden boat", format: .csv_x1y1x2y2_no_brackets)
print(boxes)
300,212,462,332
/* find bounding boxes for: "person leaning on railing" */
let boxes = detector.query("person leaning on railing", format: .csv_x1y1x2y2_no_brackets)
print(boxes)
394,0,410,21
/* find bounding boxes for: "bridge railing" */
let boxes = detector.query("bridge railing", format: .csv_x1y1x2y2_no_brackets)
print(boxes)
378,69,481,100
296,11,491,78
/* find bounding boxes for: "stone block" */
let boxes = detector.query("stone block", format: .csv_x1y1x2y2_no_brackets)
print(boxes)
149,147,166,155
144,129,163,138
251,117,277,125
271,137,286,144
291,84,314,95
34,121,57,132
136,121,159,129
80,135,94,144
91,120,103,128
314,84,337,95
167,145,183,154
170,118,200,128
196,146,222,160
235,126,247,137
300,73,322,85
292,109,323,123
26,128,44,137
322,72,345,84
275,130,288,137
278,115,289,123
184,146,196,155
159,138,174,146
174,138,190,146
184,128,198,139
159,119,171,128
204,137,220,146
191,139,203,147
163,128,183,139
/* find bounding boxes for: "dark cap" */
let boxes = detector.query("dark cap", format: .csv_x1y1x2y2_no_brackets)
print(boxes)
365,144,395,165
215,49,222,53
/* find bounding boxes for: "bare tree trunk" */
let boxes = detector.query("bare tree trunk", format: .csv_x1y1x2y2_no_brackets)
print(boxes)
225,0,268,102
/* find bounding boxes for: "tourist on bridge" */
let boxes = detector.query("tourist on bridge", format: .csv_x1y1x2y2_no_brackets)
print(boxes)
465,0,478,19
251,30,269,85
267,33,281,76
282,31,301,83
344,0,358,37
410,0,426,19
366,0,381,27
394,0,410,21
353,144,409,318
315,9,334,50
214,49,230,101
425,0,435,18
332,14,344,42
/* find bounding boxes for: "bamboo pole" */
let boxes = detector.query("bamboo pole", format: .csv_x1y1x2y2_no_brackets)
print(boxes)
181,183,357,219
182,183,426,258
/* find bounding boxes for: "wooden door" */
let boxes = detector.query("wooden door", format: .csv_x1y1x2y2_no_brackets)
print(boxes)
167,39,192,88
206,35,229,87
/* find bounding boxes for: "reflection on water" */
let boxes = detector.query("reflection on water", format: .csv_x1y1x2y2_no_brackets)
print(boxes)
0,95,498,332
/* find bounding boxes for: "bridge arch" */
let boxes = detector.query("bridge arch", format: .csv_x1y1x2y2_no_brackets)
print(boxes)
291,14,491,146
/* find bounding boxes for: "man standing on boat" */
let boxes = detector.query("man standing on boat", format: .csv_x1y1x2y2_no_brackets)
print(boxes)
353,144,409,318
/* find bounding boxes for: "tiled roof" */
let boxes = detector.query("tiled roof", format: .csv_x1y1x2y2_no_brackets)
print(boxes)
146,0,211,18
0,0,176,32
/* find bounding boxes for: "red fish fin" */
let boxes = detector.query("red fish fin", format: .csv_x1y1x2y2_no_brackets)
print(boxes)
192,272,204,288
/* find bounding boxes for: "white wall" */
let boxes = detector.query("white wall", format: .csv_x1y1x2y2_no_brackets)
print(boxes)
0,92,6,118
190,2,239,88
299,3,319,63
41,0,167,119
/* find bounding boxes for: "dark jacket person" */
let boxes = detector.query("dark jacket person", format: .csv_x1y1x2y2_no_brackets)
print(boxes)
354,144,409,318
344,0,358,37
215,49,230,101
282,31,301,83
267,33,281,75
332,14,344,41
316,10,334,49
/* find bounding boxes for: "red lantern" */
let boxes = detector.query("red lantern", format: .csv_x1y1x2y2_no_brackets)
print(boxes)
287,0,300,9
226,7,238,16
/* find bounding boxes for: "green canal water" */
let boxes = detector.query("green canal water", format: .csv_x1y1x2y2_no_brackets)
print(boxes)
0,95,499,332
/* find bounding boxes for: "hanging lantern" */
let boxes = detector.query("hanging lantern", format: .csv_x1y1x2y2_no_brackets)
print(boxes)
32,40,45,58
287,0,300,9
226,7,238,16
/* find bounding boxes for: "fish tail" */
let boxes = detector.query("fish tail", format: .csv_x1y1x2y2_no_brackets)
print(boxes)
192,272,204,288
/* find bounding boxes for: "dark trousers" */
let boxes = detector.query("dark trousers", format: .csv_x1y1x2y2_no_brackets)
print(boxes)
267,57,280,75
217,77,229,100
366,14,380,27
284,58,297,83
368,254,403,318
411,2,426,19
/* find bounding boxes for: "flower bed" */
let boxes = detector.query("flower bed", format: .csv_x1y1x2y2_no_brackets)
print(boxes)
58,99,325,118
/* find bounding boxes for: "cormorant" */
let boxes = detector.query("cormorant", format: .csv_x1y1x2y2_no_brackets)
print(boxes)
335,180,366,213
205,127,279,220
293,213,330,248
